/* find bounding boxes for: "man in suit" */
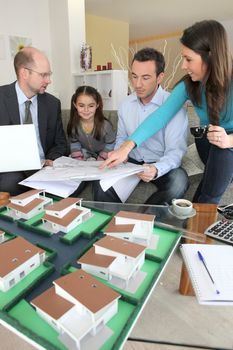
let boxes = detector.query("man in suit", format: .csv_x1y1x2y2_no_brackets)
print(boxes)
0,47,67,195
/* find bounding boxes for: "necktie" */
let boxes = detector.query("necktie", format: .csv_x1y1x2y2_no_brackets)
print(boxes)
24,100,32,124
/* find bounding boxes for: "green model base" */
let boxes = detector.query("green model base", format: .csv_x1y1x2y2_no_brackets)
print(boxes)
6,296,136,350
0,202,181,350
17,208,112,244
0,262,54,311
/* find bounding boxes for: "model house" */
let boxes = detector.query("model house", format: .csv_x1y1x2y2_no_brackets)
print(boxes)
79,235,146,287
0,236,46,292
0,230,5,244
31,269,120,350
104,210,155,246
42,197,92,233
6,189,53,220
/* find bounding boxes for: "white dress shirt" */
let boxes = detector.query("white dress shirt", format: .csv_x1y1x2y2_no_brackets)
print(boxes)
116,85,188,178
15,82,45,160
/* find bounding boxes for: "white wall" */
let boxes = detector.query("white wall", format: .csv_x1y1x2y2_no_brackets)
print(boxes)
0,3,232,108
48,0,86,107
0,0,52,85
0,0,86,108
221,19,233,53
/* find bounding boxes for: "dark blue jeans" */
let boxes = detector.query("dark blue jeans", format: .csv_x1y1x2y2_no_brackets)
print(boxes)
193,136,233,204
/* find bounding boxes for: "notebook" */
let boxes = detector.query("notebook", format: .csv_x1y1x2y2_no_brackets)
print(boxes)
180,244,233,305
0,124,42,172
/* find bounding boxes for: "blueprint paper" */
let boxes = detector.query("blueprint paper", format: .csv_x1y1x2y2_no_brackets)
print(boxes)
20,157,144,198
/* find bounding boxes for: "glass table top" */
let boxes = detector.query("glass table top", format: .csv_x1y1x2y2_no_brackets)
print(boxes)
83,201,219,243
84,201,233,350
0,198,227,350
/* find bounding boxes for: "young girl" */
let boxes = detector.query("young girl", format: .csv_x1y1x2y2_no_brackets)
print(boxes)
67,85,116,161
103,20,233,204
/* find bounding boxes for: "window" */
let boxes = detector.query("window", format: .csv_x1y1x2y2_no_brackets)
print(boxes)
20,271,25,279
9,278,15,287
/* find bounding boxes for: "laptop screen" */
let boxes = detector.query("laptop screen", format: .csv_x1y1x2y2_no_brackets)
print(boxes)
0,124,42,172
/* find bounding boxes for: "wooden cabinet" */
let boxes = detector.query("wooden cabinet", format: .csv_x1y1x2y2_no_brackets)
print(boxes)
73,70,128,110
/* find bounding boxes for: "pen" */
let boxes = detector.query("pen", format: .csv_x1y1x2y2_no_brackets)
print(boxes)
197,250,220,294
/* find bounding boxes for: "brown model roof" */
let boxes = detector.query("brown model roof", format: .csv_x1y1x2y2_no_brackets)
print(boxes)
10,189,44,200
116,210,155,222
0,236,44,277
78,247,116,268
104,217,135,234
45,197,81,212
31,286,74,320
54,269,120,313
7,198,45,214
94,235,145,258
43,208,83,227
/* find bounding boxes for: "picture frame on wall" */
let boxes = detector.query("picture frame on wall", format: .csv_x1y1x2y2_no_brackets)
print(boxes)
9,35,32,57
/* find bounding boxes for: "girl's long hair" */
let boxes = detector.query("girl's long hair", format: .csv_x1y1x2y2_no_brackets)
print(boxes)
67,85,107,140
180,20,233,125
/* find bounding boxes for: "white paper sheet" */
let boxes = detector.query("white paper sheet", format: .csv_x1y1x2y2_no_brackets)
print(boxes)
21,179,81,198
20,156,144,198
0,125,42,172
109,175,141,202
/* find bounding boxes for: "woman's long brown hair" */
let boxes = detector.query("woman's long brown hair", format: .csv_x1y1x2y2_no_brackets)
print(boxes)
180,20,233,125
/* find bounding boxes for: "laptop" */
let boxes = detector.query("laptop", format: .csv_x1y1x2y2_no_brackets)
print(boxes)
0,124,42,172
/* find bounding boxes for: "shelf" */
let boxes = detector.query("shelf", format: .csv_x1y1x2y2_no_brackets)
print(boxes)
73,70,128,110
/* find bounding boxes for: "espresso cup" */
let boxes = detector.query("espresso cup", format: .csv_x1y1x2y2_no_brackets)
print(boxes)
172,199,193,217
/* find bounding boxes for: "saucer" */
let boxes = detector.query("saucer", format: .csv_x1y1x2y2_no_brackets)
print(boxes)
168,206,196,219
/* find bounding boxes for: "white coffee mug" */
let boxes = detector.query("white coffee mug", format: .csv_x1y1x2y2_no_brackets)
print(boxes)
172,198,193,217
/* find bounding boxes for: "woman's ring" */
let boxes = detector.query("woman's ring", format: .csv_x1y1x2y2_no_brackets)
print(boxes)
218,136,221,142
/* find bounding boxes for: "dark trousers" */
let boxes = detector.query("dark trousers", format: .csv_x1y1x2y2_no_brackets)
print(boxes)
0,171,35,196
193,136,233,204
69,181,87,197
93,158,189,205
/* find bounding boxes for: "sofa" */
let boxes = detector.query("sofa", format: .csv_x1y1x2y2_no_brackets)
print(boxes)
61,107,233,205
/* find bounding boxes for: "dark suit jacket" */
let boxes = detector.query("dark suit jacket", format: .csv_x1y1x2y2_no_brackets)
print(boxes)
0,82,67,160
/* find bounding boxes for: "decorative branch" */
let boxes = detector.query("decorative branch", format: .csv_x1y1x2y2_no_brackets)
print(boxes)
111,43,134,92
111,39,182,93
164,54,182,91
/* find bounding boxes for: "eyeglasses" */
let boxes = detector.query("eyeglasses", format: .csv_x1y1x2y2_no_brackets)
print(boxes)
24,67,52,79
190,126,208,139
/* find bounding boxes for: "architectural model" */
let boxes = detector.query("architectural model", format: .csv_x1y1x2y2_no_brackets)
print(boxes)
0,229,5,243
41,197,92,233
6,189,52,220
31,269,120,350
0,236,46,292
79,235,146,288
104,210,155,246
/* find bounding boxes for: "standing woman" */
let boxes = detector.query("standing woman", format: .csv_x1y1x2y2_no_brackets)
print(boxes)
103,20,233,204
